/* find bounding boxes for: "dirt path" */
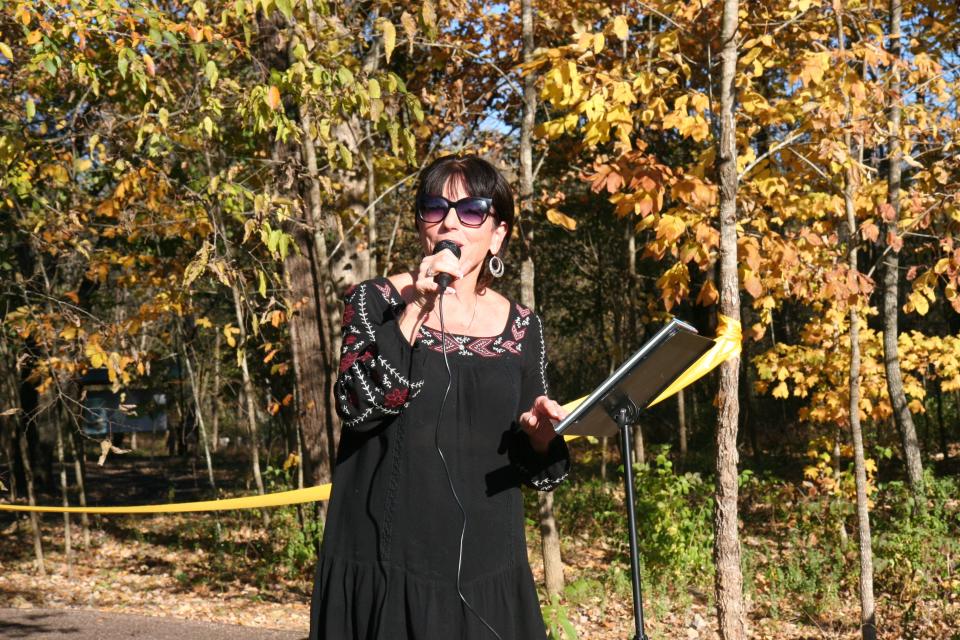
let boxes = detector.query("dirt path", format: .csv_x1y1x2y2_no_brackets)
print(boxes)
0,608,305,640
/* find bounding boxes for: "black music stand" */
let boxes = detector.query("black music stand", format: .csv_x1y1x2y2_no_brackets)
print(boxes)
554,319,714,640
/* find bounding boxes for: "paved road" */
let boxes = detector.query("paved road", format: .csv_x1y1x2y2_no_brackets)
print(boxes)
0,609,306,640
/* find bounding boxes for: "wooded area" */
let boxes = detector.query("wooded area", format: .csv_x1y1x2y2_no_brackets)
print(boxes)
1,0,959,638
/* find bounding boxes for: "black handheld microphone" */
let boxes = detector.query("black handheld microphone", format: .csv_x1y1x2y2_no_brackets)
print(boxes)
432,240,461,292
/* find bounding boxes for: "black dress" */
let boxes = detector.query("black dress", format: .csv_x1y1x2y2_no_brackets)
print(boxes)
310,277,570,640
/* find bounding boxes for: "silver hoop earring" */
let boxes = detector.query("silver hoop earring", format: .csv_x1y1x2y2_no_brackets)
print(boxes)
488,255,505,278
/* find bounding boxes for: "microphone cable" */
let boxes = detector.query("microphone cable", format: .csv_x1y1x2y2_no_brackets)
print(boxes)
435,290,504,640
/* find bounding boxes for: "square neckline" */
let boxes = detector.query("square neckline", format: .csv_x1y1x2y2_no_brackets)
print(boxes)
380,277,517,341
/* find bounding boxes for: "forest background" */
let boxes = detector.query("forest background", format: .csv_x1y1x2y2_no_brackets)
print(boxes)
1,0,959,638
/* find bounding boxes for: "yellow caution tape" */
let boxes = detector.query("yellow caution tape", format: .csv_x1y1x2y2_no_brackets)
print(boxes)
0,485,331,514
0,317,739,514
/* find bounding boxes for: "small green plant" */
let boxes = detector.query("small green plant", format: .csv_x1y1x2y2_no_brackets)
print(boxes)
542,593,579,640
633,446,713,583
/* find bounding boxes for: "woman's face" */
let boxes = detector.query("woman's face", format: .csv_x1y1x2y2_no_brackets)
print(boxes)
418,177,508,282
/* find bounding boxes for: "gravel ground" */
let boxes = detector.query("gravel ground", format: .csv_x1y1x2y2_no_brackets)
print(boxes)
0,608,306,640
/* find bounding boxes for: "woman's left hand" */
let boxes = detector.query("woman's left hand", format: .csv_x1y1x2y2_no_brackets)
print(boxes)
519,395,567,454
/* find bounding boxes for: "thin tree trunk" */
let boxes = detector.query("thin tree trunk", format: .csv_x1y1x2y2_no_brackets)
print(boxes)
836,6,876,635
17,420,45,576
67,427,90,547
935,381,947,459
2,418,16,502
600,436,608,483
521,0,563,598
230,287,269,529
678,388,687,464
883,0,924,500
632,422,645,465
713,1,746,637
183,344,217,494
211,332,221,452
55,410,72,575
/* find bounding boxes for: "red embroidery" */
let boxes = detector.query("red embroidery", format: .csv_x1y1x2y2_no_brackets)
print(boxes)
344,334,357,346
339,351,359,372
384,387,409,408
342,303,355,326
375,282,393,301
515,304,531,318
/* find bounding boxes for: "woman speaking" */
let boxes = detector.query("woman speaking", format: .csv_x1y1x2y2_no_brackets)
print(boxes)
310,155,570,640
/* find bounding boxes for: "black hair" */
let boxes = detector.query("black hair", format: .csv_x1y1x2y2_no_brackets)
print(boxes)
415,155,515,288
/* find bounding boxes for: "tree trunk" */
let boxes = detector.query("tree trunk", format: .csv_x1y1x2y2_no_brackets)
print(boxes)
521,0,563,598
294,100,342,488
678,388,687,464
67,427,90,547
835,6,877,633
55,409,72,575
182,343,217,494
211,332,221,452
230,286,269,529
632,422,645,466
713,1,746,637
17,416,45,576
883,0,924,500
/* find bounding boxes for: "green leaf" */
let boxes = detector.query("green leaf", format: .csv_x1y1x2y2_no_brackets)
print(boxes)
118,51,129,78
258,270,267,297
275,0,292,20
205,60,219,88
25,98,35,119
368,78,381,99
337,142,353,169
337,66,354,87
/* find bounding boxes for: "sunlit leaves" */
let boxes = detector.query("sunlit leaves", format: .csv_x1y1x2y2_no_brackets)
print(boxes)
378,19,396,63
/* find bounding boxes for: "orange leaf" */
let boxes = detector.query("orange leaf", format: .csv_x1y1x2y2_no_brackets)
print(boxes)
267,86,281,110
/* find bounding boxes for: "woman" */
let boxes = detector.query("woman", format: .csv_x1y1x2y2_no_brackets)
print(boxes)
310,155,570,640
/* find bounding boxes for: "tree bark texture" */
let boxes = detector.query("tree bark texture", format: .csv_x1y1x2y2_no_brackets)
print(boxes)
521,0,564,597
714,1,746,637
883,0,924,498
835,6,877,634
55,410,72,574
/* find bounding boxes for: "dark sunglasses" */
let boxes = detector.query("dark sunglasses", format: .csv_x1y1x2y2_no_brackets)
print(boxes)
417,195,494,228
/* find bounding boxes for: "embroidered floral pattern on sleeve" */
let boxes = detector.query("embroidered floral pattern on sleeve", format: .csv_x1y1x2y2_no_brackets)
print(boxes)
334,282,423,430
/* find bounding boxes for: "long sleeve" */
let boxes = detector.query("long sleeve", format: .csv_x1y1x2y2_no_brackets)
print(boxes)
334,280,423,432
508,312,570,491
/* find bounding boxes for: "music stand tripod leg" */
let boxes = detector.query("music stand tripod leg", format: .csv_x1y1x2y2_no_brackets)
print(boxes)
616,405,649,640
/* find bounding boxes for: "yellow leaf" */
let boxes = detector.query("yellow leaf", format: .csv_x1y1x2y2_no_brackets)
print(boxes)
267,86,281,110
656,214,686,243
613,15,628,41
593,33,605,55
772,381,789,399
223,323,239,348
0,42,13,61
380,19,396,63
906,291,929,315
546,208,577,231
26,30,42,45
143,53,155,77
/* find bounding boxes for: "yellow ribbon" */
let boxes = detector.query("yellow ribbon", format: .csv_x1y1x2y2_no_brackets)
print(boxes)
0,317,740,514
0,485,332,514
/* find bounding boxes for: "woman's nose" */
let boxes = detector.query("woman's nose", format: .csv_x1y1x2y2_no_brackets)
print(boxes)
441,206,461,229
